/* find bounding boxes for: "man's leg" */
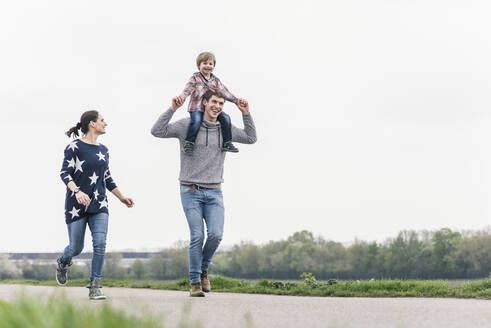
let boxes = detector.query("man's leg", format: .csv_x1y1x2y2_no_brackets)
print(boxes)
180,185,205,284
201,189,225,277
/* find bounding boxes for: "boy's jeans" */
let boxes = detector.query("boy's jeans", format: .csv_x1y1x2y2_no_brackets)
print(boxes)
185,111,233,144
180,185,224,284
60,212,109,281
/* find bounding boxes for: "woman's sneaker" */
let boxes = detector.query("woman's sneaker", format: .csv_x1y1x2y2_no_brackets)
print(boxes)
88,277,106,300
55,258,71,285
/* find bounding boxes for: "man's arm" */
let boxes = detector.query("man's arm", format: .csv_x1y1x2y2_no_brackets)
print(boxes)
231,100,257,144
150,97,187,139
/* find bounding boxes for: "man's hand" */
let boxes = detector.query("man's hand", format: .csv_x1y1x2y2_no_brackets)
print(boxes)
171,96,185,111
237,98,250,115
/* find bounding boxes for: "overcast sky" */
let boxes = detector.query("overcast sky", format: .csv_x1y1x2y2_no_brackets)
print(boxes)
1,0,490,252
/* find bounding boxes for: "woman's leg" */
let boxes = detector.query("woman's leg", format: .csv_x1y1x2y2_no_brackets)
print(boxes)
87,212,109,281
61,217,88,264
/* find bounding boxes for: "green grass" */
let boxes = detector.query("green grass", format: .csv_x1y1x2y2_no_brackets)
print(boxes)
3,276,491,299
0,293,163,328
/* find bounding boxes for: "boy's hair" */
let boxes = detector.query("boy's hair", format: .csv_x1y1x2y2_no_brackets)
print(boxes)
196,52,216,68
202,89,226,102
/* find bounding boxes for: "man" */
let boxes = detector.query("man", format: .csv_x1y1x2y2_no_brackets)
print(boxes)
151,89,257,297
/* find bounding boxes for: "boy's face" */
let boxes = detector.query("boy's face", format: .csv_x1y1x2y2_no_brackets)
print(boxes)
199,59,215,76
203,95,225,122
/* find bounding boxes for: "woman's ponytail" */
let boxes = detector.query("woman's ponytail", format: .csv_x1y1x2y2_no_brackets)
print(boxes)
65,111,99,138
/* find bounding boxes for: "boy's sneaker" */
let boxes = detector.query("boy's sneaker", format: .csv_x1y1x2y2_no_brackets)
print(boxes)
88,277,106,300
200,271,211,293
189,282,205,297
183,141,195,154
55,258,71,285
222,142,239,153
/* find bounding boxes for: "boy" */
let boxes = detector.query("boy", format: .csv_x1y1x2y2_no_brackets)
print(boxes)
177,52,246,154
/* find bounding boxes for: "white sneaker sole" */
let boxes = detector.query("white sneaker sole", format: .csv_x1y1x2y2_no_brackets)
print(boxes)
55,271,67,286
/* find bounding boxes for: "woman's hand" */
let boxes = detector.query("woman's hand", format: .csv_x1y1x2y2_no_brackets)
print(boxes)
75,191,91,206
120,197,135,208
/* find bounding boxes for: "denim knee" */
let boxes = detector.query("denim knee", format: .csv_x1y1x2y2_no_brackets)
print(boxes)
218,112,231,125
207,230,223,243
190,232,204,247
92,237,106,256
71,245,83,257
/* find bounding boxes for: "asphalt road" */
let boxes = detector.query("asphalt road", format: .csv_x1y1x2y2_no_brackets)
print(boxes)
1,284,491,328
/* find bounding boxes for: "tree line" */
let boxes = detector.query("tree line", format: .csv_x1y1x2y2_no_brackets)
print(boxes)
2,228,491,280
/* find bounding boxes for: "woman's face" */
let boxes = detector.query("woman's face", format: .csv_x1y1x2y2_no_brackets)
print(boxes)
90,115,107,135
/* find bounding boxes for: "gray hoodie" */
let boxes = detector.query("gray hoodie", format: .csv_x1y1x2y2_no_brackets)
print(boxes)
151,109,257,189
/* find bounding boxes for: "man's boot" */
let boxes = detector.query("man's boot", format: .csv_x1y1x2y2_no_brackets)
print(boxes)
88,277,106,300
200,271,211,293
55,258,71,285
189,282,205,297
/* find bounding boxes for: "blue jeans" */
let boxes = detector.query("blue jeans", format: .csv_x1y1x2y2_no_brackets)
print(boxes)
60,212,109,281
180,185,224,284
185,111,233,144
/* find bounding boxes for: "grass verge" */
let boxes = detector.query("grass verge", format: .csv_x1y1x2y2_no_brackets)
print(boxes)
0,293,163,328
2,276,491,299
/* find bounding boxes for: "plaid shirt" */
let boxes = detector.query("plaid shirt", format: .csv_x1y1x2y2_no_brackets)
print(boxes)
182,72,237,112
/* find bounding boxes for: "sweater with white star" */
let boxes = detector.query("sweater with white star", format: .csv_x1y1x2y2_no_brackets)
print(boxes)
60,139,117,224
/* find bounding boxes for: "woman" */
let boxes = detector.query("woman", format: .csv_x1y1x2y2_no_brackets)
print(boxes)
56,110,134,300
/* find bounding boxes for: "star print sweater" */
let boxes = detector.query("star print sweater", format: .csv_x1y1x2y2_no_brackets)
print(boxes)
60,140,117,224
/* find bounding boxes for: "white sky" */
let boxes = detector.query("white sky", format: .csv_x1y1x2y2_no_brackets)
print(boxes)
1,0,490,252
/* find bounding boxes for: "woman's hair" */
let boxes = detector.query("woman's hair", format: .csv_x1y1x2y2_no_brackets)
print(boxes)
65,110,99,138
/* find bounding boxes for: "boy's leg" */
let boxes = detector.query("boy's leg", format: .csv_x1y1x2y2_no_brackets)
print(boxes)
185,111,204,143
217,112,232,144
217,112,238,153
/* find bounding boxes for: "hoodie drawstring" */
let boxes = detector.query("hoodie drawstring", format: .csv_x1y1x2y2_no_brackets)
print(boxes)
203,124,220,149
218,127,221,149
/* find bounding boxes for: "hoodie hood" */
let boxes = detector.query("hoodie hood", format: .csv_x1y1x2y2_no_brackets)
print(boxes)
201,118,221,148
202,118,220,129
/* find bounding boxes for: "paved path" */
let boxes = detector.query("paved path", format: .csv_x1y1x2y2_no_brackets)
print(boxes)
1,284,491,328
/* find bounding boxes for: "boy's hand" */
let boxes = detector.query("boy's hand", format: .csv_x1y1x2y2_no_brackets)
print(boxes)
238,98,248,107
178,94,186,102
237,99,250,115
171,97,185,111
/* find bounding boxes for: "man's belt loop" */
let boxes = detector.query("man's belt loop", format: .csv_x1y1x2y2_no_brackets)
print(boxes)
190,184,196,193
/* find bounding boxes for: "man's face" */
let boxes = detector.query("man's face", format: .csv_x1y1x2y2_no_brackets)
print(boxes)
203,95,225,121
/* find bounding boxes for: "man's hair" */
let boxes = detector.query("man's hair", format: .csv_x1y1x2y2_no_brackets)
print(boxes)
202,89,226,102
196,52,216,68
